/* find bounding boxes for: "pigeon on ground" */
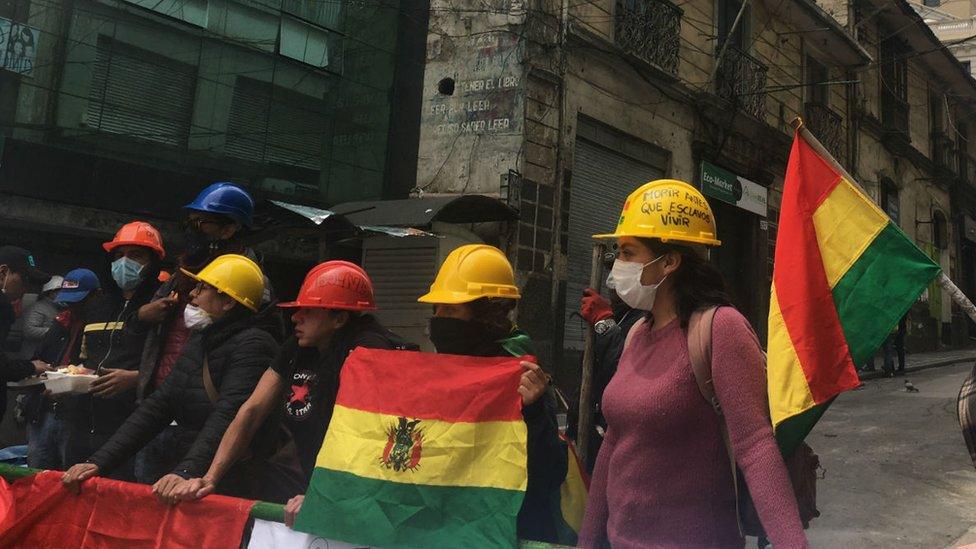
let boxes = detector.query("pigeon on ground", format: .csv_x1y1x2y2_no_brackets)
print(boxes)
905,380,919,393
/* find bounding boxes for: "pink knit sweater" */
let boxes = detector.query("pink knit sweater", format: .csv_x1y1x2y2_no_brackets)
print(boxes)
578,307,808,549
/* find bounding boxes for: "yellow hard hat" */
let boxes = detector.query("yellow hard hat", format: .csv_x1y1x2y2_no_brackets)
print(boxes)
181,254,264,312
594,179,721,246
418,244,521,304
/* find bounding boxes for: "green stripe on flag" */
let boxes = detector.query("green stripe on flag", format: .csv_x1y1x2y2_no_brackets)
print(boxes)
775,400,830,455
832,223,940,366
293,468,526,549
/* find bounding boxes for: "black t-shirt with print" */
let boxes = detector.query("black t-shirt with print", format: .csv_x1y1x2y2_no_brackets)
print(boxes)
271,315,397,482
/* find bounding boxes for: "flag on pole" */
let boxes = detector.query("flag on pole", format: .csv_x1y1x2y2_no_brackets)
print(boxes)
294,348,528,548
769,126,941,453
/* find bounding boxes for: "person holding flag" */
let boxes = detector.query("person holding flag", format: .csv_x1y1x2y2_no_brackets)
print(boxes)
156,261,416,506
418,244,567,543
578,180,808,548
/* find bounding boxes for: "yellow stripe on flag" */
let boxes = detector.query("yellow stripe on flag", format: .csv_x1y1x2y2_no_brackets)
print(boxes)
316,405,527,491
811,178,888,289
768,287,817,429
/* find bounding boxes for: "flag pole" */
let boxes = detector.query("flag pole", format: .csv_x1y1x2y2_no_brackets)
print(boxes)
791,116,976,324
939,273,976,324
576,242,605,466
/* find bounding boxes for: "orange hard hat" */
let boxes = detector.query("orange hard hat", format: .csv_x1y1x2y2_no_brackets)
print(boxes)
278,261,377,311
157,271,172,283
103,221,166,259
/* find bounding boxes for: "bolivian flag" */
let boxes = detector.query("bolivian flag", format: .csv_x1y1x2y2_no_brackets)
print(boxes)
769,126,941,453
293,347,528,548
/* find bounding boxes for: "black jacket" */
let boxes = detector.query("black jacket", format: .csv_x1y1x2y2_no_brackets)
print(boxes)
567,305,640,472
131,250,282,402
1,293,35,408
30,280,158,435
461,331,567,544
89,302,280,493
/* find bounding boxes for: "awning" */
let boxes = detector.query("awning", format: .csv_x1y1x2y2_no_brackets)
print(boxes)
260,200,437,239
331,195,519,228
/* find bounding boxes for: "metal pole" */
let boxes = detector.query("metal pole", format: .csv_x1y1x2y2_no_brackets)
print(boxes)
576,242,605,466
939,273,976,324
706,0,751,89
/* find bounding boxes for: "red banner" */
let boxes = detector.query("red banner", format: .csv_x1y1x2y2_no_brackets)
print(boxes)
0,471,252,548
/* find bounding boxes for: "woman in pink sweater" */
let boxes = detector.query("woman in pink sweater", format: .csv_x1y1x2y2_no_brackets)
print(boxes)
579,180,808,548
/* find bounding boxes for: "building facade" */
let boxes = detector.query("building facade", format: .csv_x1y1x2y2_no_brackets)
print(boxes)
410,0,976,389
0,0,426,281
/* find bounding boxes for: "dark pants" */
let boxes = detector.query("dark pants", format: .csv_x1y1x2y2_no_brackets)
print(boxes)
26,396,135,480
134,424,185,484
866,320,907,373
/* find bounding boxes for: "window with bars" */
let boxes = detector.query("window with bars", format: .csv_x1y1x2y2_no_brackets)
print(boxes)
86,36,196,147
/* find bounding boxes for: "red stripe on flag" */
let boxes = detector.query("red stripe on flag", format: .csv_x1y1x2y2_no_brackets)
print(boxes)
336,348,526,422
0,471,253,548
773,133,861,403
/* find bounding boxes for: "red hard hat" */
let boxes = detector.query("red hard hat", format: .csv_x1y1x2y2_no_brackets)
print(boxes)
103,221,166,259
278,261,376,311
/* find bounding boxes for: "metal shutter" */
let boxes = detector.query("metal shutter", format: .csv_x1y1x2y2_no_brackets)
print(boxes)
563,138,664,350
363,240,439,351
225,77,327,170
86,37,195,147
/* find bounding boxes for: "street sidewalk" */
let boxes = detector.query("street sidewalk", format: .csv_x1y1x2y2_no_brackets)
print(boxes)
858,348,976,381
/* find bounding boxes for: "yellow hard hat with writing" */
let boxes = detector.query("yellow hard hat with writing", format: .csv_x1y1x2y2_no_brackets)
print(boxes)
181,254,264,312
593,179,721,246
418,244,521,304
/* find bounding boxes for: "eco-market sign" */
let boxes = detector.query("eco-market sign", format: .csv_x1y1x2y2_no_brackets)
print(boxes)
700,161,768,218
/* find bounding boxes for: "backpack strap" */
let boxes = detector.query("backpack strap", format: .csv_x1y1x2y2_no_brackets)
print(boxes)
686,306,744,537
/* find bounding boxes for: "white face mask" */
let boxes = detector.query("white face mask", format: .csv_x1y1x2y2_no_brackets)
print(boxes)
606,256,667,311
183,304,213,331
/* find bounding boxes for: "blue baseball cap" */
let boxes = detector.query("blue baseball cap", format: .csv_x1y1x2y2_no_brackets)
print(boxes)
56,268,101,304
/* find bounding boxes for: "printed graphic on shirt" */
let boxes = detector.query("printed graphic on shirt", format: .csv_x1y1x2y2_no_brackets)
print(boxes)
286,369,318,421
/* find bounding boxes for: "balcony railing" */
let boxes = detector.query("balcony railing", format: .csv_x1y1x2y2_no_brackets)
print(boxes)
715,46,768,119
805,102,845,163
881,92,909,137
932,132,956,173
614,0,682,76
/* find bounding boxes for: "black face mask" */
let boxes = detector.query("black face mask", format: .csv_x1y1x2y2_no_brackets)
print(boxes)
182,228,217,268
428,317,502,356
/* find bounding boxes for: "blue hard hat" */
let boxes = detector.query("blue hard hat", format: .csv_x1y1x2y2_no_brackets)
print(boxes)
56,268,101,304
184,182,254,227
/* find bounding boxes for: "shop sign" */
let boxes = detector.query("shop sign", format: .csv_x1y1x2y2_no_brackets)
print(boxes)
700,161,767,217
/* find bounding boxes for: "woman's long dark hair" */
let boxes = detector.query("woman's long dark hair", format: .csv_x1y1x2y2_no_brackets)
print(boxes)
639,238,732,328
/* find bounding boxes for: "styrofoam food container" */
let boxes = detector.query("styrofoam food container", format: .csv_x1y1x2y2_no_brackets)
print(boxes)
44,374,97,395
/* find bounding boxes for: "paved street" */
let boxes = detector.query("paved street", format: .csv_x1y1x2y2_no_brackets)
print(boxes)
805,361,976,548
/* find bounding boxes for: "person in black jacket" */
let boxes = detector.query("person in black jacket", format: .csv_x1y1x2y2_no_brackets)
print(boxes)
160,261,417,508
27,224,165,477
62,254,278,500
567,288,639,473
127,183,278,484
417,244,567,544
0,245,51,424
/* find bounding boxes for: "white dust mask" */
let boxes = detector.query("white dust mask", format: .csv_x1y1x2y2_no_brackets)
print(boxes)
606,256,667,311
183,304,213,331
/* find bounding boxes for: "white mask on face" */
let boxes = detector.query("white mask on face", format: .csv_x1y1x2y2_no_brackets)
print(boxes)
606,256,667,311
183,304,213,331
